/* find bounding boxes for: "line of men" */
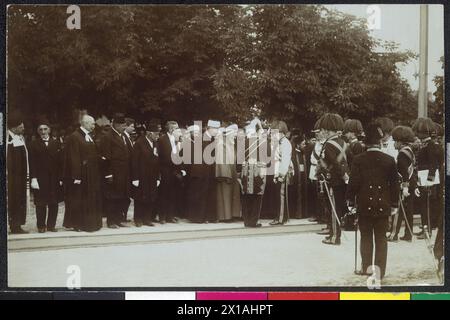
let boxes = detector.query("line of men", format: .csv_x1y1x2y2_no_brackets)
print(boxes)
300,113,444,280
7,113,295,234
7,111,445,280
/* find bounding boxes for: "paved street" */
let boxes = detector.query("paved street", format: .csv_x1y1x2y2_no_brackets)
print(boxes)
8,225,440,288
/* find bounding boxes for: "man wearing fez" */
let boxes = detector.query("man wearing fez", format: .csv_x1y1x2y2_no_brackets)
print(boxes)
347,122,400,280
99,113,132,229
29,119,63,233
7,112,29,234
158,121,186,223
131,119,162,227
63,114,103,232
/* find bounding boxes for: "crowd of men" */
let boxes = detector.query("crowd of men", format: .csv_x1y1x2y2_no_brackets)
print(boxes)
7,111,444,280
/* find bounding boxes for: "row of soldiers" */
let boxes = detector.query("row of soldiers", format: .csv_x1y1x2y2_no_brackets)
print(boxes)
301,114,444,280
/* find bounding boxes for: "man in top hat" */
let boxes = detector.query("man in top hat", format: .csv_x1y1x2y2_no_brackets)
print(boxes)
377,117,398,160
7,112,29,234
158,120,186,223
63,114,103,232
29,119,63,233
131,119,161,227
347,121,400,280
316,113,348,245
98,113,132,229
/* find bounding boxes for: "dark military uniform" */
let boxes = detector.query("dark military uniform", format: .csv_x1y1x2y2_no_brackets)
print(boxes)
317,134,348,244
347,147,400,279
415,138,443,232
389,146,416,241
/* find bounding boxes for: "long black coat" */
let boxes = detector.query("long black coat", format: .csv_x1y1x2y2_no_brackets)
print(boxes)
131,136,160,202
7,133,28,227
98,129,131,199
29,138,63,205
63,128,103,232
346,148,400,218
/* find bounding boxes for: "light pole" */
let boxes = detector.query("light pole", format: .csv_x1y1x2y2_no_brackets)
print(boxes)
418,4,429,118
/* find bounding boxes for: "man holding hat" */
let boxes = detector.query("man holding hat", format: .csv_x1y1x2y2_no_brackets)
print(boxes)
131,119,161,227
7,112,29,234
347,121,400,280
98,113,132,229
29,119,63,233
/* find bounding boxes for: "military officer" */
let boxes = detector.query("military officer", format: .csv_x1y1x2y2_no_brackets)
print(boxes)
347,122,400,280
412,117,443,238
316,113,348,245
388,126,417,242
269,120,293,225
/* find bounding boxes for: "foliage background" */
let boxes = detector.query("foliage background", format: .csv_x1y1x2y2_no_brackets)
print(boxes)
7,5,443,133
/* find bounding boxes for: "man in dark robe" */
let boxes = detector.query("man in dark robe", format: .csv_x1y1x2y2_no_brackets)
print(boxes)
29,120,63,233
63,115,103,232
158,121,186,223
98,114,131,228
7,113,29,234
185,121,219,223
131,120,161,227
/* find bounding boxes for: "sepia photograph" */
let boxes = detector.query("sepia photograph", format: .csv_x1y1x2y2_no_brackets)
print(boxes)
5,3,445,288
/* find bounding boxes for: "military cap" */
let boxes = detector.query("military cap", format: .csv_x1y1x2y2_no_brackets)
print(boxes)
343,119,363,134
318,113,344,132
392,125,415,143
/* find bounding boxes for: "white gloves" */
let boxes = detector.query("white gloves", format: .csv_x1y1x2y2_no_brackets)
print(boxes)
181,170,187,177
390,208,399,216
74,179,81,184
402,187,410,198
414,188,421,197
31,178,39,190
157,180,161,187
132,180,139,187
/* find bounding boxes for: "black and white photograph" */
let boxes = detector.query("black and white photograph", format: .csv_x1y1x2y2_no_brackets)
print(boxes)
5,3,445,288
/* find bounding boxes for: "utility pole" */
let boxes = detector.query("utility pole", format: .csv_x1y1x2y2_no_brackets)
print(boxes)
418,4,429,118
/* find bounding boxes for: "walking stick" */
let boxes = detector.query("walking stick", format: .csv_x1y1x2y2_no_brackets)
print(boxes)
353,207,358,273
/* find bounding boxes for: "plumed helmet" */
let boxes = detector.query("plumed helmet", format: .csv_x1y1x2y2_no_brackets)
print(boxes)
343,119,363,134
318,113,344,132
412,117,436,139
376,117,394,135
391,125,415,143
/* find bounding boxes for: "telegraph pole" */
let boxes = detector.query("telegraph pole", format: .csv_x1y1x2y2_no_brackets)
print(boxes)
418,4,429,118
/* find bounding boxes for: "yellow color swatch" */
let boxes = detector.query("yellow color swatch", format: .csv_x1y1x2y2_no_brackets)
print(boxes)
340,292,410,300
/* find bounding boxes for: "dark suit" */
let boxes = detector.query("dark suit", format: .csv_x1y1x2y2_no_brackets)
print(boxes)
346,147,400,278
29,137,63,229
122,132,134,221
63,128,103,232
131,136,160,223
98,129,131,226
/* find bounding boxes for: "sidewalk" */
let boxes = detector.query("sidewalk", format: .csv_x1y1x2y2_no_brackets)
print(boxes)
8,218,324,252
